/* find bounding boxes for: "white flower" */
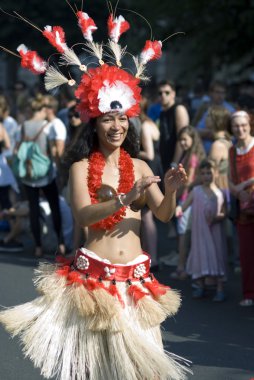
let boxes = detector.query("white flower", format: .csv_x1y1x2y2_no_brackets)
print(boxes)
76,255,89,270
104,266,116,278
134,263,146,278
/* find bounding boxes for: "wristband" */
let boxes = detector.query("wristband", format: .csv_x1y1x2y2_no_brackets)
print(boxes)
116,194,128,207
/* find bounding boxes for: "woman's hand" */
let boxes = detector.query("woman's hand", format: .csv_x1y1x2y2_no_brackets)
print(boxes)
164,164,188,194
124,176,161,205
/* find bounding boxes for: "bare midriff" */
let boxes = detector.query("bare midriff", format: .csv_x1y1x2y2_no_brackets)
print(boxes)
85,210,143,264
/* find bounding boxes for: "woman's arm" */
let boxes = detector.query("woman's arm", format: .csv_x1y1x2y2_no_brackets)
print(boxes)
137,160,187,222
1,126,11,150
139,121,155,161
173,105,189,163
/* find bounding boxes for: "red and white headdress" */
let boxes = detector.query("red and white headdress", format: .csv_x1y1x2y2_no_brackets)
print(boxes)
8,7,165,121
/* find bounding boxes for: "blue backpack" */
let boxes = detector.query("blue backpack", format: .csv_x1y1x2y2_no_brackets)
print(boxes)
13,123,51,180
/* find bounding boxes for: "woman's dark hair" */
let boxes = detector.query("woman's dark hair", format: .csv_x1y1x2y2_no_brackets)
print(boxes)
64,117,140,168
199,158,216,171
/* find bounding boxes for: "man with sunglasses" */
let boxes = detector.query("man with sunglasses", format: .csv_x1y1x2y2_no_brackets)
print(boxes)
158,80,189,173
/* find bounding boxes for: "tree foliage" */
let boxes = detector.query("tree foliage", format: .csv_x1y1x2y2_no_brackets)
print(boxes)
0,0,253,80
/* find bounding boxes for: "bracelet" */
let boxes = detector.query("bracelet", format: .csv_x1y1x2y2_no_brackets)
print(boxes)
116,194,128,208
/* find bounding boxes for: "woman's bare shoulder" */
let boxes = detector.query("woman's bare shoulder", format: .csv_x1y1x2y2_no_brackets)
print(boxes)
69,159,89,176
132,158,153,175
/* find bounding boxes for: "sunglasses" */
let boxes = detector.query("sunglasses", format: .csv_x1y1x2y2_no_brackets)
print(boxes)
69,113,80,119
158,91,171,96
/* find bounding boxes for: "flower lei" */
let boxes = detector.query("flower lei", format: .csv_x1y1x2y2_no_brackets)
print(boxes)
88,148,135,230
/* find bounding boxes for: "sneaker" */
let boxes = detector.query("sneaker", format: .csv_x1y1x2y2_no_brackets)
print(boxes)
0,240,24,252
213,291,226,302
192,287,205,299
239,299,254,307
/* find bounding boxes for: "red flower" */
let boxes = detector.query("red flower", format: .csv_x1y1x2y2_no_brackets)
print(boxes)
76,64,141,121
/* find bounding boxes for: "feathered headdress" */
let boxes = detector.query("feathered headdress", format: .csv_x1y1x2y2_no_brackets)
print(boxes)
2,6,165,122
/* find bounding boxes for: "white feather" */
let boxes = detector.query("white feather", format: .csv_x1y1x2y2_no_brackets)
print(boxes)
32,57,47,74
140,48,154,65
84,41,103,64
44,66,69,90
44,25,52,32
133,56,150,82
107,40,126,66
17,44,28,53
59,48,84,68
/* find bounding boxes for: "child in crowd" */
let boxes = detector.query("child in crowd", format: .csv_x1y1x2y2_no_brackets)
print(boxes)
176,159,227,301
171,126,206,279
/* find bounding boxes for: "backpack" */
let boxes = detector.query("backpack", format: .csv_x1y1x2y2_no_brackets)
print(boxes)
12,122,51,180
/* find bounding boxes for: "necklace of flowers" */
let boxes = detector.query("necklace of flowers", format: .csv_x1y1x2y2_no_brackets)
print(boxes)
87,148,135,230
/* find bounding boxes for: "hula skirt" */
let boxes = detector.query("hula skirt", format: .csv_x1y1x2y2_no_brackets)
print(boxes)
0,248,191,380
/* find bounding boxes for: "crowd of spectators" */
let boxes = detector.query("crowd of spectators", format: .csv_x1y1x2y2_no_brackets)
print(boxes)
0,76,254,306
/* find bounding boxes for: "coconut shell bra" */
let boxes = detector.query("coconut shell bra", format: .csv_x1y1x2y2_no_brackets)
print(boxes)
87,148,146,230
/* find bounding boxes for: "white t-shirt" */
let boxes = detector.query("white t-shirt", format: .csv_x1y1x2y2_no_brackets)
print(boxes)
48,118,67,141
236,138,254,155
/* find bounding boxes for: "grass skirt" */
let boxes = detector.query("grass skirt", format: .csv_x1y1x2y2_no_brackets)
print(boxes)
0,249,191,380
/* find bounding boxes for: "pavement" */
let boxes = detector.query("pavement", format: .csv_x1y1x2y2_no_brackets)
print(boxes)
0,220,253,380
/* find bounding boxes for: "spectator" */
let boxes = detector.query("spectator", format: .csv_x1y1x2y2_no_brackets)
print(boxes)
139,96,161,268
187,77,210,120
17,94,65,258
67,106,85,143
0,107,18,209
194,80,235,153
176,159,227,301
208,105,232,192
158,79,189,173
228,110,254,306
0,95,19,159
44,95,67,164
171,126,206,280
44,95,67,190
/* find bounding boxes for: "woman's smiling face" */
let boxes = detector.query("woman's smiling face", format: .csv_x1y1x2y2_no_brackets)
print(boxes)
231,115,251,141
95,113,129,150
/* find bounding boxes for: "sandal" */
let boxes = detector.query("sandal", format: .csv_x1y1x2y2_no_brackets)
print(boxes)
239,299,254,307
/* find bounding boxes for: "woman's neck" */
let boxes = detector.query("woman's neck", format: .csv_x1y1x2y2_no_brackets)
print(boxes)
31,112,45,121
237,135,253,149
99,146,120,166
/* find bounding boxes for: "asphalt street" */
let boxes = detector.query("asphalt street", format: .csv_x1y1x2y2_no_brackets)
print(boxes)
0,221,253,380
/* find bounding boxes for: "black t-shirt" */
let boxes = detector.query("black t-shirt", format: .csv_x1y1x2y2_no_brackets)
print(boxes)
159,104,177,173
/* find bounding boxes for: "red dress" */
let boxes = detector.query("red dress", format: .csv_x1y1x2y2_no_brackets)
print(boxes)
229,145,254,300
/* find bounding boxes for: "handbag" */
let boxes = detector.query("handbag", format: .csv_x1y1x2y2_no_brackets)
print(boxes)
12,122,51,180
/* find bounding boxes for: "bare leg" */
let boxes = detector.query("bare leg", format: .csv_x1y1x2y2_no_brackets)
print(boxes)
3,217,23,243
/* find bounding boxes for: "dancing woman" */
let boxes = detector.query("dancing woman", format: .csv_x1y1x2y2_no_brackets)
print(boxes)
0,7,191,380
